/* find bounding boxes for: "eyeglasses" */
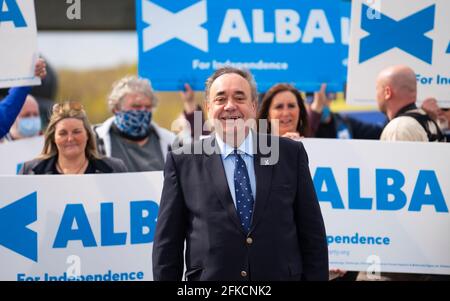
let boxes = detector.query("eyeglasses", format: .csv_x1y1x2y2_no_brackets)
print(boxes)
52,101,84,113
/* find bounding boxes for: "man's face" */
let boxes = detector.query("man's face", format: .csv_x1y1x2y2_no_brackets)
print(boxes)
376,77,387,114
118,93,153,112
19,96,40,119
206,73,257,143
12,96,41,136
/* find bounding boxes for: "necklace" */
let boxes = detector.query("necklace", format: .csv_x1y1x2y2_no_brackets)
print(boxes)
56,158,88,174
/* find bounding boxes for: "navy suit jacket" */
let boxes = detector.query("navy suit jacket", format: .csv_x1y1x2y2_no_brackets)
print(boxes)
152,134,328,281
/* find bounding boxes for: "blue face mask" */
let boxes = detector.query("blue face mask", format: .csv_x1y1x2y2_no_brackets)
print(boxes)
114,110,152,138
320,106,331,123
17,116,41,137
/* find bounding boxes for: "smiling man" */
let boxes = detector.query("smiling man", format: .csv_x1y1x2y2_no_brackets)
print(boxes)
152,67,328,281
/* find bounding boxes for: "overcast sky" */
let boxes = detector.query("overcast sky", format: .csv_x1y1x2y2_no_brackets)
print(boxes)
37,31,138,70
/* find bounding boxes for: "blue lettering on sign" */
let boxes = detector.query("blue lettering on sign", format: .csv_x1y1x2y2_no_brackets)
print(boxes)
409,170,448,212
314,167,448,212
446,42,450,54
359,4,435,64
53,204,97,248
130,200,159,244
137,0,349,92
16,162,24,174
0,0,27,27
0,192,37,262
101,203,127,246
348,168,372,210
376,169,407,210
313,167,344,209
53,200,159,248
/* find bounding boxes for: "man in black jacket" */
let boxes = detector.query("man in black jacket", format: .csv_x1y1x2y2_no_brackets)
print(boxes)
152,67,328,281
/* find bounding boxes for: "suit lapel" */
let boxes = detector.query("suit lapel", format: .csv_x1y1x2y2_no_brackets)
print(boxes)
250,153,273,233
205,138,245,234
250,134,274,233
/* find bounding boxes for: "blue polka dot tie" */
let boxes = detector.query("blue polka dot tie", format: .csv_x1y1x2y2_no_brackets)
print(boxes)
233,150,254,233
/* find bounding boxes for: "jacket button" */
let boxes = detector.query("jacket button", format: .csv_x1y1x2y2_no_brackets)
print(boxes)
246,237,253,245
241,271,247,277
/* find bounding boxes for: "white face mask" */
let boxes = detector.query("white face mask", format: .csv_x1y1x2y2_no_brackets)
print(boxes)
17,116,41,137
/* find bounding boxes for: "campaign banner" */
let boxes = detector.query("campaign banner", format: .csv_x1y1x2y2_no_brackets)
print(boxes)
136,0,350,92
0,136,44,174
0,0,41,88
1,140,449,280
0,172,163,281
346,0,450,107
304,138,450,275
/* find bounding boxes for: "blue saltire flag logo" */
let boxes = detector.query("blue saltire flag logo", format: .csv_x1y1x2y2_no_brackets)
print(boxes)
0,0,27,27
0,192,38,262
141,0,208,52
359,4,435,64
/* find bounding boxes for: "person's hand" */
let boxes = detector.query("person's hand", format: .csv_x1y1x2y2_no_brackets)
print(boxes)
180,83,196,114
282,132,302,141
34,58,47,80
421,97,441,121
311,83,328,114
329,268,347,280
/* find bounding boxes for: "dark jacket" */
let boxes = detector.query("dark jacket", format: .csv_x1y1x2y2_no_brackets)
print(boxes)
152,134,329,281
315,113,383,140
19,156,128,175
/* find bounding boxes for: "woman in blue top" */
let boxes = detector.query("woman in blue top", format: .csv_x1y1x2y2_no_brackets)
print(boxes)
0,59,47,139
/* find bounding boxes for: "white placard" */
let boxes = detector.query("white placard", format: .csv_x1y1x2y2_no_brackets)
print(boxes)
346,0,450,108
304,138,450,274
0,139,449,281
0,0,41,88
0,136,43,174
0,171,163,281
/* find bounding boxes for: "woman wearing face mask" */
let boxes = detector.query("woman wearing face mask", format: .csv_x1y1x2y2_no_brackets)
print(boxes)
19,101,127,175
3,95,42,141
94,76,176,172
257,83,311,140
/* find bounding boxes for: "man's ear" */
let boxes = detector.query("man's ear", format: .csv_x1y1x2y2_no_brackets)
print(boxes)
252,99,258,112
204,101,210,117
112,104,121,114
385,86,393,100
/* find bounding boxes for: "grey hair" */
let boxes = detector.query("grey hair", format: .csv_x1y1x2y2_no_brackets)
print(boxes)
204,67,258,103
107,76,157,112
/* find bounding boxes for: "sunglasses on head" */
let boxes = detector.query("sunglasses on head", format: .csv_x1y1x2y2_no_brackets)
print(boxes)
52,101,84,113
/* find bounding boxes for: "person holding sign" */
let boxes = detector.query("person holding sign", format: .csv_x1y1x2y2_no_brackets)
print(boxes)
153,67,328,281
0,58,46,139
376,65,445,142
19,101,127,175
257,83,311,140
172,83,211,144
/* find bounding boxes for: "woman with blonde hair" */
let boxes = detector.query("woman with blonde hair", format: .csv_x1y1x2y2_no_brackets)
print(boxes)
20,101,127,174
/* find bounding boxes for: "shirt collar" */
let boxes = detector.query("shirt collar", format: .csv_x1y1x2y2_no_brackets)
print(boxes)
394,103,418,118
215,130,255,158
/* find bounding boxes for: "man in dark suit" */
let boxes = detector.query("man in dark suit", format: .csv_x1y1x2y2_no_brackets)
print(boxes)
152,67,328,281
